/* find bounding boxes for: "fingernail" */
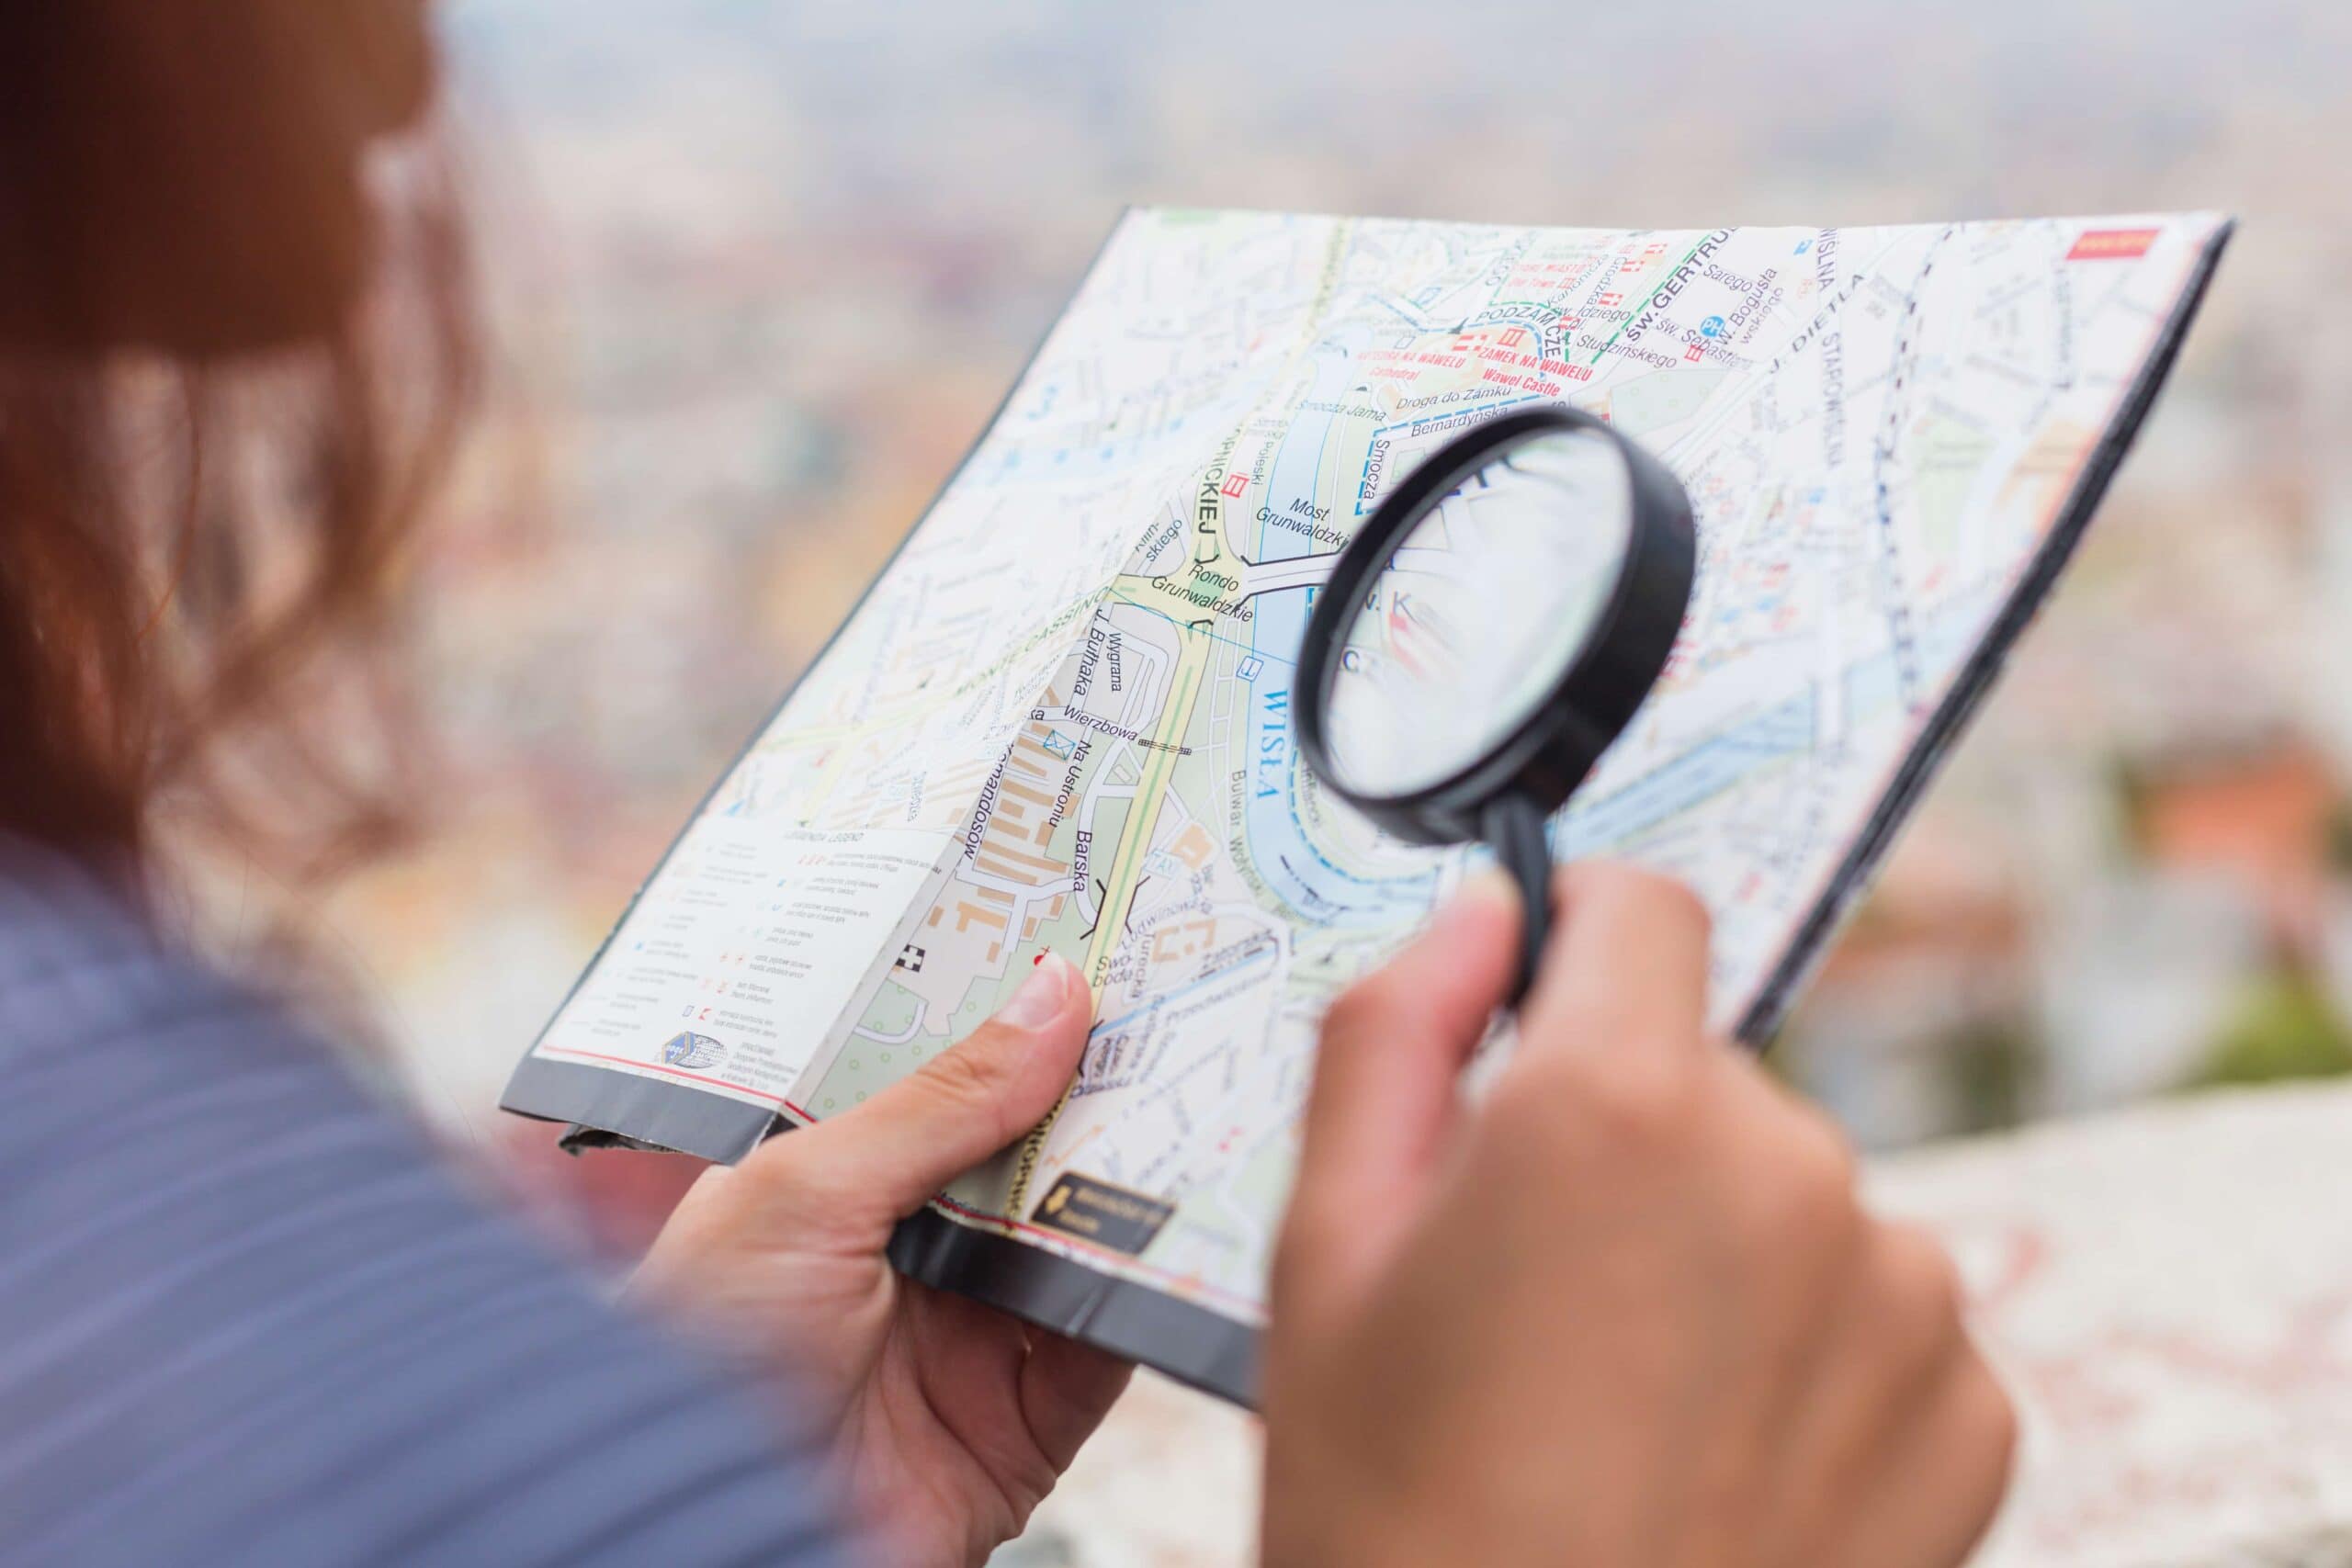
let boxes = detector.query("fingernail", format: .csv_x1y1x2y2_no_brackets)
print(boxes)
999,952,1075,1029
1424,868,1521,943
1454,867,1521,912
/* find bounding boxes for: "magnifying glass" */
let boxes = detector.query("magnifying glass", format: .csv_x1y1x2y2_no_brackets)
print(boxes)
1294,406,1697,1005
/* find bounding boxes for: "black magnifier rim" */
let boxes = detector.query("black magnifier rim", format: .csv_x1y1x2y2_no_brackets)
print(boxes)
1294,403,1696,848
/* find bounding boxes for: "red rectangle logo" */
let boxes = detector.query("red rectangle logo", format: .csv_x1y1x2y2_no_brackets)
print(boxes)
2067,227,2161,262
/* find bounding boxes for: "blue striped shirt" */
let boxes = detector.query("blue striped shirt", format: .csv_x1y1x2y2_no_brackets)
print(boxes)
0,843,849,1566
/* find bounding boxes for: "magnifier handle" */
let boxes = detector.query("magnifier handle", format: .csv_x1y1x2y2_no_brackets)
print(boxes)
1481,795,1552,1009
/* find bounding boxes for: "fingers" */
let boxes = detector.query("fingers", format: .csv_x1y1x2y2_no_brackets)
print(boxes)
1774,1216,2016,1568
1850,1349,2017,1567
1518,860,1712,1066
1822,1315,2016,1567
1018,1331,1135,1472
1281,874,1521,1306
780,953,1093,1227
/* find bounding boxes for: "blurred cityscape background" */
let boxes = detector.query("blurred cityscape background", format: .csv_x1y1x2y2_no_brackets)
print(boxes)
329,0,2352,1243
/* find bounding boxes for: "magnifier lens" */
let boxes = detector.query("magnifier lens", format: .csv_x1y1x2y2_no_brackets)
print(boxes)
1322,427,1638,799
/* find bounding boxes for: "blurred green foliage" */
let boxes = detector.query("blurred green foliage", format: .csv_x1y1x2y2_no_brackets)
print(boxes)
2186,969,2352,1090
2324,798,2352,875
2107,752,2155,859
1941,1019,2043,1134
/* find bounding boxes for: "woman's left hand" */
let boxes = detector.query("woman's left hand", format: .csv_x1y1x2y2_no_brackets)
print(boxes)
634,953,1128,1568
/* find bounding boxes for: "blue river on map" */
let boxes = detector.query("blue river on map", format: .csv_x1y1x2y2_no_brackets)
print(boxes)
1244,333,1447,930
1060,320,2001,939
1232,333,1993,931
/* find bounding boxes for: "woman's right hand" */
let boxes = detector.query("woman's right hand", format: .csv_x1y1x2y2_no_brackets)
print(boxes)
1261,863,2015,1568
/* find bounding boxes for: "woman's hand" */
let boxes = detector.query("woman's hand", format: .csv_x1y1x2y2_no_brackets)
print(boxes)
635,954,1126,1568
1261,863,2017,1568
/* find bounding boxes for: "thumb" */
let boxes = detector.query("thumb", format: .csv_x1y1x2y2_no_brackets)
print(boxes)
790,952,1092,1224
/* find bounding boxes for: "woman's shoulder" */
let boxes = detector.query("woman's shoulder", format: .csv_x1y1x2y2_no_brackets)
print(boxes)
0,831,175,982
0,837,188,1032
0,837,329,1120
0,840,850,1566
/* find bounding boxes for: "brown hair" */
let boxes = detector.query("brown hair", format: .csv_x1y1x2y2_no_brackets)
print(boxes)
0,0,472,888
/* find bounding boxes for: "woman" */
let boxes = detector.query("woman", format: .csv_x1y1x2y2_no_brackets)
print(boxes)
0,5,2015,1565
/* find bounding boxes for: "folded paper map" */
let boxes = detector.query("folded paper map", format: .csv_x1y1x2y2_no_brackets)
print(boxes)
503,208,2232,1403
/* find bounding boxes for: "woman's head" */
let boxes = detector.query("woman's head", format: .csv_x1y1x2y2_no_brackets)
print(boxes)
0,0,470,884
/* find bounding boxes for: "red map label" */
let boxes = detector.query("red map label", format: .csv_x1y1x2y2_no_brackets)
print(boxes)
2068,227,2161,261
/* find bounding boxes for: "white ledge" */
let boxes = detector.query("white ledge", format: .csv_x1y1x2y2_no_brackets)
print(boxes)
1004,1080,2352,1567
